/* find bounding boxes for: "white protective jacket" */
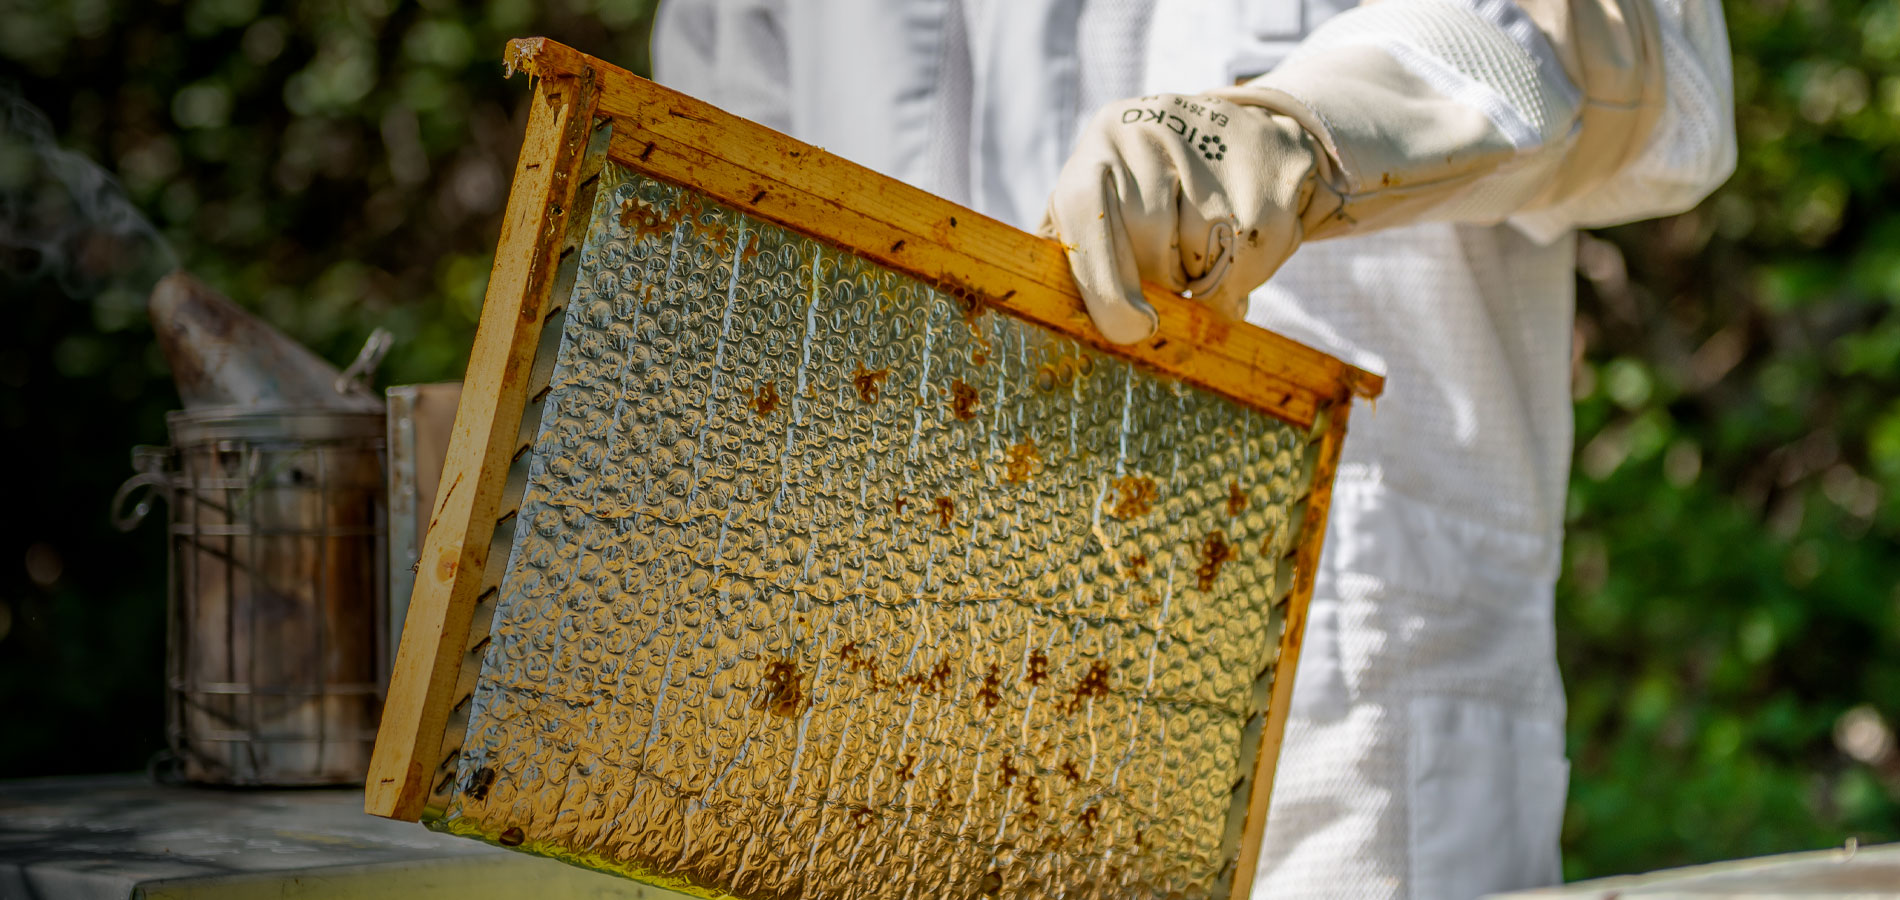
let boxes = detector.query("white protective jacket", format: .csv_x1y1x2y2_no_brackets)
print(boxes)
653,2,1735,897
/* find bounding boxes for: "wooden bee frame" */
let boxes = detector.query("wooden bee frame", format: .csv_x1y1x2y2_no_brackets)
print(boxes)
368,38,1381,900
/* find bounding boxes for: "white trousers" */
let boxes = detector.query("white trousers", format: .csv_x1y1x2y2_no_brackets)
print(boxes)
1253,592,1570,899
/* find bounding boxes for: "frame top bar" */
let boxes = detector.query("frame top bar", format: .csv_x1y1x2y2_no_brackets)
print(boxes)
502,37,1382,428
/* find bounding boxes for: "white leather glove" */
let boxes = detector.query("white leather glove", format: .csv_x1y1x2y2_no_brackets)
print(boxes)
1044,93,1327,345
1047,0,1715,348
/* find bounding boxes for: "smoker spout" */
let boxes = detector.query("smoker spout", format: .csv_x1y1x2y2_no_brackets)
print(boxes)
149,270,382,411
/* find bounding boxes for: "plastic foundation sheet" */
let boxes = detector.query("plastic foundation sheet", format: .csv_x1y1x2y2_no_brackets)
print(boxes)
428,161,1323,900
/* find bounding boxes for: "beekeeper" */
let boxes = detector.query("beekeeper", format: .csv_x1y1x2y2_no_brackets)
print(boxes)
654,1,1735,896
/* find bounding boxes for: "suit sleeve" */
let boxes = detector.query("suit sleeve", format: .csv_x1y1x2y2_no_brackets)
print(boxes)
1207,0,1737,245
1511,0,1736,240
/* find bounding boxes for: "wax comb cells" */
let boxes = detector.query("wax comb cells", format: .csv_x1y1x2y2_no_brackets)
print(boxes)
430,163,1323,900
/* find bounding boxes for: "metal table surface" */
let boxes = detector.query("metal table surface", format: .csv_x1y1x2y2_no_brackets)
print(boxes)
1492,843,1900,899
9,775,1893,899
0,775,692,900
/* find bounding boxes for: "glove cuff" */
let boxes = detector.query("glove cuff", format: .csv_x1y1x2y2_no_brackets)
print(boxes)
1208,43,1526,242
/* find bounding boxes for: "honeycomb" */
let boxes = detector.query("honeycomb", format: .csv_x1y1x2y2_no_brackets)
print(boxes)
430,161,1321,900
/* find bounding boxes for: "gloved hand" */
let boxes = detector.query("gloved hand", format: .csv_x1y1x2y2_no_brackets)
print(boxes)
1043,93,1330,344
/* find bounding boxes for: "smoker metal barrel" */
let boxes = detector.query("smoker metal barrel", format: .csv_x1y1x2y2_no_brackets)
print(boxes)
153,407,388,785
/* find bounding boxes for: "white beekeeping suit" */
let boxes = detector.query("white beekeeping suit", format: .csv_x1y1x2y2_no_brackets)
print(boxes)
653,1,1735,897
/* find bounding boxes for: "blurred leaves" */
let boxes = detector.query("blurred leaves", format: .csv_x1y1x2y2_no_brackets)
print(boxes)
1560,0,1900,877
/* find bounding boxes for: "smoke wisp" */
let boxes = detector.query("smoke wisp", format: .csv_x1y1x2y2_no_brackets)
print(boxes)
0,86,178,299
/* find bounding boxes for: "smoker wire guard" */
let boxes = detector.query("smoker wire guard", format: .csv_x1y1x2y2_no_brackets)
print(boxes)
366,37,1384,900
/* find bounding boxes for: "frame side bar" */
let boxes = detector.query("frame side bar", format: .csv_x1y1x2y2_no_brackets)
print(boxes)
1226,399,1352,900
366,68,601,820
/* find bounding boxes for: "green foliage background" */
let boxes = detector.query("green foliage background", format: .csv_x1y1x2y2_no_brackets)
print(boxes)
1,0,1896,883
